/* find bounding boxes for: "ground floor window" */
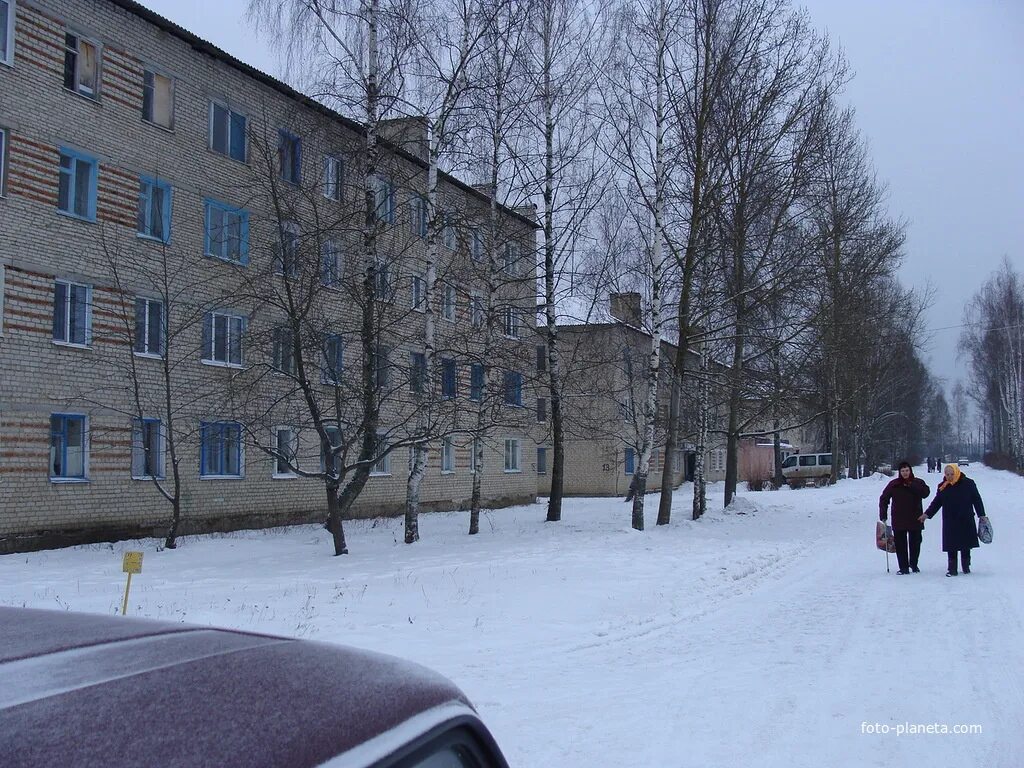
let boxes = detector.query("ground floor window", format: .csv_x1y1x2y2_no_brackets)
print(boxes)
200,421,243,477
50,414,87,480
537,447,547,475
504,438,521,473
273,426,298,477
131,418,164,479
624,446,635,475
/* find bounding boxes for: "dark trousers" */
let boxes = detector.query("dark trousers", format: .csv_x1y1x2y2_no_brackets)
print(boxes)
947,549,971,574
894,529,922,571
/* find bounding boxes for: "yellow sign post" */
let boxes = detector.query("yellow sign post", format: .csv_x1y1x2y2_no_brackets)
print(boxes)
121,551,143,615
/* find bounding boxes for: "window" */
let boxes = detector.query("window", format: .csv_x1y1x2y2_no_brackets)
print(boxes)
57,147,97,220
536,345,547,372
504,438,520,473
52,279,91,346
1,0,14,67
49,414,87,480
131,418,164,479
273,222,300,277
470,292,484,328
373,260,392,300
537,447,547,475
536,397,547,422
442,211,456,250
469,437,481,473
272,326,295,375
321,240,342,287
278,130,301,184
410,195,428,237
323,154,342,200
63,32,99,98
441,358,457,400
625,447,635,475
142,70,174,129
321,426,341,474
209,101,247,162
202,311,245,367
204,199,249,264
374,176,396,223
322,334,343,384
503,307,521,339
200,421,243,477
273,427,298,477
503,242,520,275
137,176,172,242
409,351,426,394
374,345,390,388
470,228,484,262
799,455,817,467
442,284,456,322
0,127,7,196
370,432,390,475
818,453,833,466
504,370,523,406
133,297,164,357
441,437,455,473
411,274,426,311
470,363,484,402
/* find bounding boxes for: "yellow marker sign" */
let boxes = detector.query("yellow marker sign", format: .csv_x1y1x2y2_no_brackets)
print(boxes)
121,551,143,615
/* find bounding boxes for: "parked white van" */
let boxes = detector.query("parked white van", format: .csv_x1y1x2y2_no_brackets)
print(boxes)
780,452,833,486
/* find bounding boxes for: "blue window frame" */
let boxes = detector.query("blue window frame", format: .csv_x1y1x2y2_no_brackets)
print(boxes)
137,176,172,242
200,421,243,477
204,198,249,264
52,279,91,345
410,351,426,394
209,101,247,162
57,147,97,221
278,129,301,184
322,334,344,384
470,363,484,402
503,370,522,406
441,358,457,399
625,447,635,475
49,413,87,480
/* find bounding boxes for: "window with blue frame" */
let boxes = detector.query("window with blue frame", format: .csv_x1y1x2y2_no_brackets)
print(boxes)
204,199,249,264
57,147,97,220
409,351,426,394
134,296,164,356
131,418,164,479
52,279,91,346
200,421,243,477
322,334,343,384
137,176,172,242
503,370,522,406
470,363,484,402
279,130,301,184
441,358,457,399
49,414,87,480
209,101,247,162
624,446,636,475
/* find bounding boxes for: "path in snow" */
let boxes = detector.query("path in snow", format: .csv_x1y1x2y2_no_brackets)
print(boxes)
1,465,1020,767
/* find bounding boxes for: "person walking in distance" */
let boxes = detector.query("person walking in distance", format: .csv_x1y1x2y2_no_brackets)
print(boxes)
879,461,930,574
921,462,989,576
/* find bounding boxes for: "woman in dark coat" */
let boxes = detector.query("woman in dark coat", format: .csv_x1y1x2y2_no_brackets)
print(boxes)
921,463,988,576
879,461,930,574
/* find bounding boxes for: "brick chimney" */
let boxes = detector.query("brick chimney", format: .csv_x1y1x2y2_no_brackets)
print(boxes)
379,116,429,162
609,292,642,326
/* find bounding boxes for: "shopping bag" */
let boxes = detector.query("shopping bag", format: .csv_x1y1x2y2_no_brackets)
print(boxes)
978,516,993,544
876,521,895,553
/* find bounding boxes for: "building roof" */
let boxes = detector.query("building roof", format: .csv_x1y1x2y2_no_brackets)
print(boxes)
108,0,539,231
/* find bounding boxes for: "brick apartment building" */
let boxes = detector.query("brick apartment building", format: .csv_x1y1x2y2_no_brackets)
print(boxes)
0,0,542,552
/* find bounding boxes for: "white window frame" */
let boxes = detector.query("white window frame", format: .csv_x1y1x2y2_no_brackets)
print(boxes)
131,417,165,480
274,220,300,277
469,437,481,473
272,326,295,375
504,438,521,473
442,210,456,250
470,228,484,262
1,0,15,68
142,68,174,129
202,311,245,368
410,195,428,237
503,242,520,275
441,284,456,322
322,333,344,384
323,154,342,201
133,295,164,358
503,306,521,339
411,273,426,312
272,426,299,478
441,436,455,474
63,30,100,99
470,292,484,328
370,432,391,476
52,279,92,348
321,239,342,287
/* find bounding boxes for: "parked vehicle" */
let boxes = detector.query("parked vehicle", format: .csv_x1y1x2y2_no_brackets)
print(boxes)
780,452,834,487
0,607,510,768
957,456,971,466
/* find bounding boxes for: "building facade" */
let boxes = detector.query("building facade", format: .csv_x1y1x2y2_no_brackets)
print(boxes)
0,0,541,552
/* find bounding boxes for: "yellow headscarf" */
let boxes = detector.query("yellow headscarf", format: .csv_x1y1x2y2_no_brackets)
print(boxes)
940,462,962,491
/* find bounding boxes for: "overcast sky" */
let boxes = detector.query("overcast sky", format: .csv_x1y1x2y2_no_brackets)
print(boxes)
143,0,1024,395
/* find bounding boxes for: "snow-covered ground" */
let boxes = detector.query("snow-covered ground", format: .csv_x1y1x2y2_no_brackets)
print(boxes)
2,465,1021,767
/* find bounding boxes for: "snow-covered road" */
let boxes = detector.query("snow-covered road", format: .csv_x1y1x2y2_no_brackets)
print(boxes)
2,465,1021,766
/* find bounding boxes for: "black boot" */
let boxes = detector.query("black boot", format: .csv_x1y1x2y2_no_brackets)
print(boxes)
947,553,958,577
962,549,971,574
